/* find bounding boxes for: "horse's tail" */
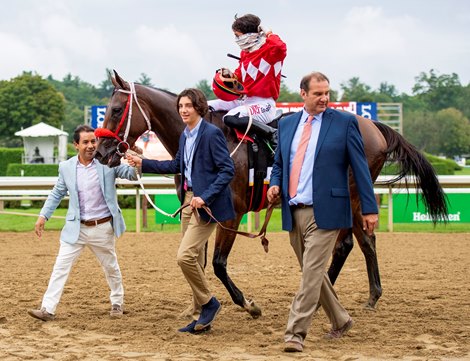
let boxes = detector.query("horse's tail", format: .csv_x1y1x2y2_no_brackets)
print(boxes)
373,121,448,224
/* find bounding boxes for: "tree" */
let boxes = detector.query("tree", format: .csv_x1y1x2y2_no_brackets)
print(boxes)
339,77,375,102
195,79,216,100
434,108,470,157
412,69,462,112
403,110,440,153
138,73,154,86
0,72,65,147
374,82,400,102
47,73,106,138
277,81,302,102
96,68,114,99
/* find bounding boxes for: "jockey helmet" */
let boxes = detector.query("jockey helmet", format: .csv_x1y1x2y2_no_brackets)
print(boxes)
212,70,245,101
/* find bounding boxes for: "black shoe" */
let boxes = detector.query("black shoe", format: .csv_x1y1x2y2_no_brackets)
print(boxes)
194,297,221,331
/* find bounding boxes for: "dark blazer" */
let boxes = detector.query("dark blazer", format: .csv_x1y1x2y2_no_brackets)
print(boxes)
142,119,235,222
270,108,378,231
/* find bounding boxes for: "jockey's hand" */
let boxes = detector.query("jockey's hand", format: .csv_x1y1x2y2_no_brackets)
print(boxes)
362,213,379,236
126,153,142,168
190,196,205,209
35,216,46,239
258,25,272,36
267,185,280,203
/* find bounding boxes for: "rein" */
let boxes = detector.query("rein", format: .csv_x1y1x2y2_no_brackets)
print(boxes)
229,105,253,157
99,85,275,248
172,202,276,253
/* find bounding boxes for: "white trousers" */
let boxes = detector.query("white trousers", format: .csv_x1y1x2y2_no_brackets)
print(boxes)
208,96,276,124
41,221,123,314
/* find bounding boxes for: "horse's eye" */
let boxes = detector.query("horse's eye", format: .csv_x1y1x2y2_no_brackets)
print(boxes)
112,107,122,116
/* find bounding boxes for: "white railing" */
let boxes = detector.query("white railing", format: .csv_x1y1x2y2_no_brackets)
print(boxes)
1,175,469,232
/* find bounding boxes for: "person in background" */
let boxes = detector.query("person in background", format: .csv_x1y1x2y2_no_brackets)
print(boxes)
28,125,137,321
209,13,287,148
127,88,235,334
267,72,378,352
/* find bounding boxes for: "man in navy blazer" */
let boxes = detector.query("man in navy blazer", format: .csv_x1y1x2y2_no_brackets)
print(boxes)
127,88,235,334
268,72,378,352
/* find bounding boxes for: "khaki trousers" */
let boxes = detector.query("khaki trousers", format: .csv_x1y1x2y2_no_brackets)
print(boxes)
177,192,216,318
284,207,350,345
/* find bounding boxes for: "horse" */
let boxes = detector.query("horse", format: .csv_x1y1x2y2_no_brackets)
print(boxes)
95,71,448,316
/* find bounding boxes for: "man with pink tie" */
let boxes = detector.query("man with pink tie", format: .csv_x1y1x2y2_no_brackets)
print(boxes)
267,72,378,352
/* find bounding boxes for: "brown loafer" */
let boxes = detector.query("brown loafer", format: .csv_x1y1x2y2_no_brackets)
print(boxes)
284,340,303,352
325,318,354,339
28,307,55,322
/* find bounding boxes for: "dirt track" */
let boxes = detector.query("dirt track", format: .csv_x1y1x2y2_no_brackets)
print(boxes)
0,231,469,360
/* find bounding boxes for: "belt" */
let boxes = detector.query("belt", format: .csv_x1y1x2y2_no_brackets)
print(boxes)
80,216,112,227
290,203,312,209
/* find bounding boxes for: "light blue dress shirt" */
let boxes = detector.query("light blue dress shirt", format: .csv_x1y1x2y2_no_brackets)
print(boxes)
288,109,323,205
183,118,202,187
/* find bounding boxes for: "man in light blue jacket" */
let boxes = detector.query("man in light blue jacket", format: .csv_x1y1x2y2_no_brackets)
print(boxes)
28,125,137,321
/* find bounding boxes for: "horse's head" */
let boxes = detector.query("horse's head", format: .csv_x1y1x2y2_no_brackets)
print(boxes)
95,70,150,167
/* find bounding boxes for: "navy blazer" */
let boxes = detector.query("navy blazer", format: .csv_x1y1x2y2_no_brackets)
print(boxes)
270,108,378,231
142,119,235,222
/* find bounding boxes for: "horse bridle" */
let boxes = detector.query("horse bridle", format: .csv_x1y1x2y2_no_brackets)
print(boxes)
94,82,152,156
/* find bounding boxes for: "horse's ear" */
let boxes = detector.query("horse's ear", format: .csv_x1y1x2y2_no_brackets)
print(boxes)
112,70,129,90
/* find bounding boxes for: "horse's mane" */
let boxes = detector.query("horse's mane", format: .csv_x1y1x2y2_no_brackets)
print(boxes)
135,83,177,97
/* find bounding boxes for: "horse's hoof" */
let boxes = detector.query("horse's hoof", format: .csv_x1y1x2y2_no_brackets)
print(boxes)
244,299,262,319
363,302,377,311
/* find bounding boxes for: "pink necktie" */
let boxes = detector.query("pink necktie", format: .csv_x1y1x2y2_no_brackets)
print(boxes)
289,114,314,198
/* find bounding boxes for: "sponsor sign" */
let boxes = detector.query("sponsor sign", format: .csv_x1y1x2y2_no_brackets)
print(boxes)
91,105,107,129
393,192,470,223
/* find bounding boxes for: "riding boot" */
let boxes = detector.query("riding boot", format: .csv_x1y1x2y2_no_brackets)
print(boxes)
224,115,278,149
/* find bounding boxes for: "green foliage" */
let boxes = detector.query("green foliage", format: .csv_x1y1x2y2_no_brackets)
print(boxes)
380,153,460,176
412,69,462,112
46,73,109,139
403,110,439,152
6,163,59,176
138,73,154,86
424,153,462,172
195,79,216,100
0,72,65,147
2,67,470,158
277,81,302,102
340,77,374,102
0,148,23,175
434,108,470,157
404,108,470,157
95,68,114,99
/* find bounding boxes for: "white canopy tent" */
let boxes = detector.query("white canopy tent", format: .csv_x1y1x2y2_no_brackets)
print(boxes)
15,122,68,164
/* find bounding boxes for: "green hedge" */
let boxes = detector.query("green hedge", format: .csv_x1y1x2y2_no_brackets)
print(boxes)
380,153,460,176
0,148,23,175
6,163,59,176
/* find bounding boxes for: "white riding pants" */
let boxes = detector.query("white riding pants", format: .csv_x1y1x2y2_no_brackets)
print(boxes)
208,96,276,124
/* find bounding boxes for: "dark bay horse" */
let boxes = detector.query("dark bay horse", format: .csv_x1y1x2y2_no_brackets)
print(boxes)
95,71,448,316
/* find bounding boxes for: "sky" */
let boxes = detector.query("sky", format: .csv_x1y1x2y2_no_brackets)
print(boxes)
1,0,470,96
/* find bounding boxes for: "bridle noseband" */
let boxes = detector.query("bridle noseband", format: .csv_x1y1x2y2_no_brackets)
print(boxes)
94,82,152,156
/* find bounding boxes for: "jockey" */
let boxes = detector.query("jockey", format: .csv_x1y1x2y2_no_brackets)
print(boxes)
208,13,287,149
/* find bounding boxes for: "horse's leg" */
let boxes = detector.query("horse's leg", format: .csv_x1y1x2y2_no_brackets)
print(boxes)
352,224,382,309
212,214,262,319
351,212,382,309
328,228,354,284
